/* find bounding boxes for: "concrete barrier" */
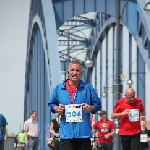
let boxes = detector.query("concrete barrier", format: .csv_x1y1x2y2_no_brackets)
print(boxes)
4,137,15,150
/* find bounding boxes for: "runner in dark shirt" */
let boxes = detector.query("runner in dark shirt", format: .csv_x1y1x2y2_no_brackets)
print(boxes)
139,120,150,150
50,114,61,150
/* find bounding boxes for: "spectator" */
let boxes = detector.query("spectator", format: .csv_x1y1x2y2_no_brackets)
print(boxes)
0,114,8,150
17,130,25,150
24,110,38,150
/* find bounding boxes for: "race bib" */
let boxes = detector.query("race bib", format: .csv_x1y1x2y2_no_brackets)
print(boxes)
128,109,139,122
65,104,83,122
140,134,148,142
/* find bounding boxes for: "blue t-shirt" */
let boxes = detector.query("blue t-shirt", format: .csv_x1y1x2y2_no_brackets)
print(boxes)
0,114,8,140
48,80,101,139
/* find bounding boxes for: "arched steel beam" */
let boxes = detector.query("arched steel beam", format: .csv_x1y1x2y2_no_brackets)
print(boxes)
137,0,150,41
90,16,150,72
52,0,137,30
25,0,61,95
25,16,51,93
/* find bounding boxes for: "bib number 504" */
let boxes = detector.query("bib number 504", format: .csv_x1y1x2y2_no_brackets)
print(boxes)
67,111,81,117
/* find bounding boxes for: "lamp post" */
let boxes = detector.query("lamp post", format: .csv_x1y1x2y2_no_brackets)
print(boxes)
84,59,93,68
102,91,106,98
126,79,134,87
114,0,128,149
126,55,146,107
71,29,94,68
102,87,112,98
67,29,70,79
127,72,146,87
115,0,123,96
74,29,93,68
59,27,94,80
127,71,146,108
144,2,150,16
102,75,114,98
127,58,146,88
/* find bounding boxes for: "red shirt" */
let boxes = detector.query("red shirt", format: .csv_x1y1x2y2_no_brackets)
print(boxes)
65,80,77,104
113,97,144,135
92,120,115,143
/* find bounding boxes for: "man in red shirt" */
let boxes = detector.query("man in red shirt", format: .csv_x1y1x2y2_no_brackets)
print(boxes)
111,88,145,150
92,110,115,150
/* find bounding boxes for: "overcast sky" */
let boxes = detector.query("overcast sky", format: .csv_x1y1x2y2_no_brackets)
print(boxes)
0,0,30,135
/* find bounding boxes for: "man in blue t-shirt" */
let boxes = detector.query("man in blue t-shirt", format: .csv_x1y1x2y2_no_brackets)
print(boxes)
0,114,8,150
48,60,101,150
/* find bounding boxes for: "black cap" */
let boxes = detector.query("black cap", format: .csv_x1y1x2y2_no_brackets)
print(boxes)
97,110,107,115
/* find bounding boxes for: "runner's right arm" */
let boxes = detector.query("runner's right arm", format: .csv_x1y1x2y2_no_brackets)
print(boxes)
111,109,130,119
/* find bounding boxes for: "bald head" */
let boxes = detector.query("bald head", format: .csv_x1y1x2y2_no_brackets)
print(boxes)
125,88,135,95
125,88,135,103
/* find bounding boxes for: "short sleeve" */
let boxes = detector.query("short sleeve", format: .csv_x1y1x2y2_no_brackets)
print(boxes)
1,115,7,127
51,119,55,124
92,122,98,129
24,121,28,132
113,100,121,113
139,99,144,112
110,121,115,130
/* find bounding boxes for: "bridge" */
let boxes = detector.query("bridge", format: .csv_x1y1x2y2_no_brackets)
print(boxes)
24,0,150,149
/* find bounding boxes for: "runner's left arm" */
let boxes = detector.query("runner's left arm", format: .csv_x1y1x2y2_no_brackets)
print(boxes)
89,84,101,114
